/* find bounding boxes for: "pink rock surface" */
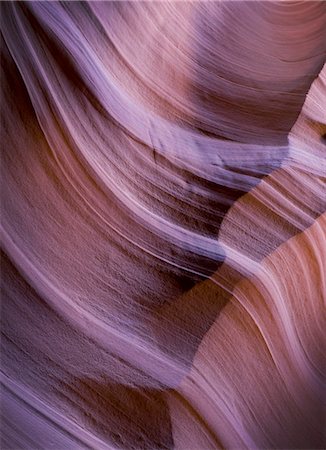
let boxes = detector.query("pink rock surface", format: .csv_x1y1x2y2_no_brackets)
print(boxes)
1,2,325,449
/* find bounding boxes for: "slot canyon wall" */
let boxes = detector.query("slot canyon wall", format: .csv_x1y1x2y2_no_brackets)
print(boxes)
1,1,326,449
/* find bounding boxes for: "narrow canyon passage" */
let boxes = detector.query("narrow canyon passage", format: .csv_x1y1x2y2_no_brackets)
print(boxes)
1,2,325,449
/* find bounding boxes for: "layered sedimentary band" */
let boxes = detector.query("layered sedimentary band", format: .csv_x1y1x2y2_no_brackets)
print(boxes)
1,1,326,449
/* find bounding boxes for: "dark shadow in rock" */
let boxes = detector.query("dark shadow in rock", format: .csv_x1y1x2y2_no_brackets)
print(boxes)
67,378,174,450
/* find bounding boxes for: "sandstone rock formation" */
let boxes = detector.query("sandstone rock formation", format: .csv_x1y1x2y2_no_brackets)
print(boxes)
1,2,325,449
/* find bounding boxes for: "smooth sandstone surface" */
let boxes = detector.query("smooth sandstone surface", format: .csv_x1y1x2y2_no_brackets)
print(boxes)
1,2,325,449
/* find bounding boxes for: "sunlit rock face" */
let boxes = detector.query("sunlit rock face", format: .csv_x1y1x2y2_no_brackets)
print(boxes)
1,1,325,449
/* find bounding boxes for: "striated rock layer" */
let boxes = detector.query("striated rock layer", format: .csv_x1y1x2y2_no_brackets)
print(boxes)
1,1,326,449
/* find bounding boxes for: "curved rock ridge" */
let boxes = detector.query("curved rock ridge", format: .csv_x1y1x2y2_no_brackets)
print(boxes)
1,1,325,449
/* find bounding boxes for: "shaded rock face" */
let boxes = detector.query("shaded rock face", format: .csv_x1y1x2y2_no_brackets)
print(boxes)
1,2,326,449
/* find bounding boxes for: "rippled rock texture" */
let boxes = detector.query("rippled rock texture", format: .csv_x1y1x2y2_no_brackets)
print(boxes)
1,1,326,449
